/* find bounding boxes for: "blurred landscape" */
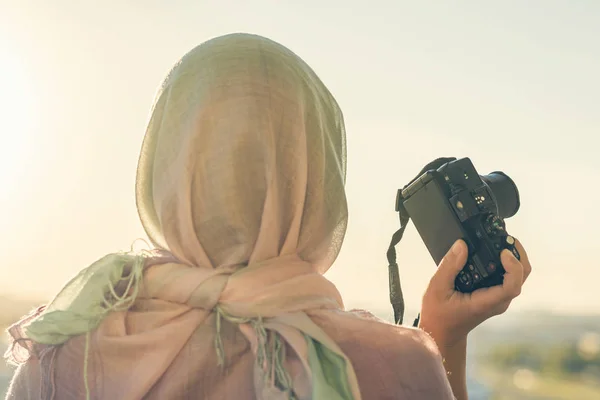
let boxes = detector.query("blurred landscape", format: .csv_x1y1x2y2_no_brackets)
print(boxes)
468,311,600,399
1,2,599,400
1,296,598,399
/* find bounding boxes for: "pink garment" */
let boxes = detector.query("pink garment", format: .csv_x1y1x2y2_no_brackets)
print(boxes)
5,33,454,399
7,308,453,399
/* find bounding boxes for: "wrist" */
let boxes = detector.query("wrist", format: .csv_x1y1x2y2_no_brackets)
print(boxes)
418,316,469,399
418,319,467,350
438,335,467,351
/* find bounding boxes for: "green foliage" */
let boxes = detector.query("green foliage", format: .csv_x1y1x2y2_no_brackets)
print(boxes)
485,340,600,379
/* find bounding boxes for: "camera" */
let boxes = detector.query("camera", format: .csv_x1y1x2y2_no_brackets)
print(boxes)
396,157,521,293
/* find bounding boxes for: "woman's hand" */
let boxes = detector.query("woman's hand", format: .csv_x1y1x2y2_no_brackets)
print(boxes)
419,238,532,347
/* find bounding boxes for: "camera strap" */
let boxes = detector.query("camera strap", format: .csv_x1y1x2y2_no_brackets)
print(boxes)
386,157,456,326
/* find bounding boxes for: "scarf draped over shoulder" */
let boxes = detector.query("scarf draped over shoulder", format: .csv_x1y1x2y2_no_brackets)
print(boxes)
5,33,454,400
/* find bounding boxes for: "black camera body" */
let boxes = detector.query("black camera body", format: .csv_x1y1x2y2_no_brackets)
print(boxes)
397,157,521,293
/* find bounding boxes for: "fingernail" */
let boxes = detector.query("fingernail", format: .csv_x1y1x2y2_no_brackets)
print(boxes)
452,240,463,255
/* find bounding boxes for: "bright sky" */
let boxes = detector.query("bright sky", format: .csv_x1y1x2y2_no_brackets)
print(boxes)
0,1,598,315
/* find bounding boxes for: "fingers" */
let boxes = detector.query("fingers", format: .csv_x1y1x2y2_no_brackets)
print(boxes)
429,237,530,311
500,248,524,299
431,240,468,293
470,248,525,317
514,239,532,283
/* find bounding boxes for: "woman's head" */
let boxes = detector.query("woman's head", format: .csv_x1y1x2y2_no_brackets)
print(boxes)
135,33,347,273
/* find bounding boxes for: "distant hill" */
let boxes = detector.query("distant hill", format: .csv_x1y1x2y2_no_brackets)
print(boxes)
366,306,600,358
472,311,600,344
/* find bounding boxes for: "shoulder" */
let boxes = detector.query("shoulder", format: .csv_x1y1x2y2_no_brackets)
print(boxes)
346,308,444,354
5,358,42,400
310,309,454,397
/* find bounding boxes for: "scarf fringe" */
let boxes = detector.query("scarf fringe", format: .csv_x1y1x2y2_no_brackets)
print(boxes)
214,307,297,398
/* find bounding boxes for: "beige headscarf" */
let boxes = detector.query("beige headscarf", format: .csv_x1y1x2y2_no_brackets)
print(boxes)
6,33,455,400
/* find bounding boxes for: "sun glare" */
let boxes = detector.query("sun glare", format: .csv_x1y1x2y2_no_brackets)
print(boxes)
0,47,34,199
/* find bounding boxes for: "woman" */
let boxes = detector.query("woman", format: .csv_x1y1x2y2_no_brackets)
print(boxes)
5,33,531,399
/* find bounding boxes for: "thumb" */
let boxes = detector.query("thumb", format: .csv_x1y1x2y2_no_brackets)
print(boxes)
431,239,468,293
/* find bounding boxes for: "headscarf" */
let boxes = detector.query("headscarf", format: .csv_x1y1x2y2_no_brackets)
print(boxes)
5,33,455,400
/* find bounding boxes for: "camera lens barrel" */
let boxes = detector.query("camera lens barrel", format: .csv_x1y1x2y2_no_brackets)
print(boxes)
481,172,520,218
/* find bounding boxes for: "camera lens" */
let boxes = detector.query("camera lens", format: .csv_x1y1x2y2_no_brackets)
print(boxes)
481,172,520,218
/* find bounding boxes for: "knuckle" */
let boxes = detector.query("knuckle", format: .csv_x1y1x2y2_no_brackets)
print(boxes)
510,283,522,298
496,301,511,314
513,285,522,297
503,286,520,301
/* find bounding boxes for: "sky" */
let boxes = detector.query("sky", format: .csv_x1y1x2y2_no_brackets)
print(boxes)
0,1,598,316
